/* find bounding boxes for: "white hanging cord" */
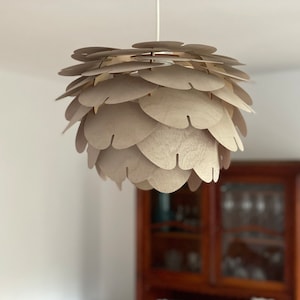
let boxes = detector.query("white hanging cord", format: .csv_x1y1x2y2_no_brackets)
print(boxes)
156,0,160,41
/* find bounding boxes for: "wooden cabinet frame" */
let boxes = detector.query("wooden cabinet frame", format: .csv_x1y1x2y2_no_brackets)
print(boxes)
136,162,300,300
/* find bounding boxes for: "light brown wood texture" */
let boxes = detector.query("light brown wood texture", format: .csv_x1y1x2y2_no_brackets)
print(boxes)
75,120,87,153
71,46,117,61
212,81,253,112
63,104,91,133
232,81,253,105
79,75,157,107
65,98,81,121
58,40,253,193
210,65,250,81
82,61,164,76
187,170,202,192
87,145,100,169
87,48,165,60
96,146,157,187
218,144,231,169
58,61,101,76
208,107,244,151
84,102,158,150
137,125,219,172
139,64,225,91
66,76,94,91
181,43,217,54
139,88,224,129
135,180,153,190
201,53,242,65
56,77,94,100
133,55,220,64
147,167,191,193
232,108,247,136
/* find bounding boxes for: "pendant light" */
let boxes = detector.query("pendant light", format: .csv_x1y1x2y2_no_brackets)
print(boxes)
57,1,253,193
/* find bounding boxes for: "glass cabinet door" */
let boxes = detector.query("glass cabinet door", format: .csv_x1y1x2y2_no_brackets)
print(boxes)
219,183,285,282
150,185,203,273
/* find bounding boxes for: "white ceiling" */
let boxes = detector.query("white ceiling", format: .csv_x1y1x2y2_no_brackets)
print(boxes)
1,0,300,80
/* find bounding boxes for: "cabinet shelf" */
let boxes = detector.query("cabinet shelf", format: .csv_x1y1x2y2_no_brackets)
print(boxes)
222,225,284,237
152,231,201,240
224,236,284,247
151,220,200,233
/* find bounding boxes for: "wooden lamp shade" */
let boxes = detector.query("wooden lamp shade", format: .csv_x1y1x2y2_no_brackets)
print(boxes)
57,41,253,193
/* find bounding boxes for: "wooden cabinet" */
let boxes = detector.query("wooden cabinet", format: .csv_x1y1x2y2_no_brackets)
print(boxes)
136,162,300,300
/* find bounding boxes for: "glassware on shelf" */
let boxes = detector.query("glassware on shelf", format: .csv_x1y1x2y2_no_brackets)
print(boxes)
221,233,284,282
186,251,201,272
254,192,266,227
222,191,236,228
270,193,284,232
250,266,266,281
164,249,183,271
239,192,253,231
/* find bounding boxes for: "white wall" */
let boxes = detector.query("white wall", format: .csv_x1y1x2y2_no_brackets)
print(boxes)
232,68,300,161
0,70,135,300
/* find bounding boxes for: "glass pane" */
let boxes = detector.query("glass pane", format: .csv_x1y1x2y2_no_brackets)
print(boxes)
222,233,284,281
221,183,285,232
220,182,285,282
150,185,202,273
151,235,201,272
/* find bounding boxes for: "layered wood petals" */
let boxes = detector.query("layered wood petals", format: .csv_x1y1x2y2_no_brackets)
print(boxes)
139,65,224,91
84,102,158,150
78,75,158,107
96,146,157,187
58,41,253,192
139,88,224,129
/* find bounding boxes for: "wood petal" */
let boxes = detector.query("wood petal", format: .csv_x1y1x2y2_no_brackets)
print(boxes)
232,82,253,105
138,125,218,170
201,54,243,66
84,102,158,150
66,76,94,91
96,146,157,187
193,140,220,183
87,145,100,169
139,87,224,129
148,167,191,193
182,44,217,54
133,55,218,64
218,144,231,169
63,104,91,133
82,61,164,76
75,119,87,153
65,98,80,121
232,108,247,137
58,61,101,76
72,47,117,61
212,81,254,113
139,64,224,91
210,65,250,81
56,84,87,100
187,171,202,192
87,48,163,60
78,74,158,107
208,108,244,151
135,180,153,190
95,163,107,180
